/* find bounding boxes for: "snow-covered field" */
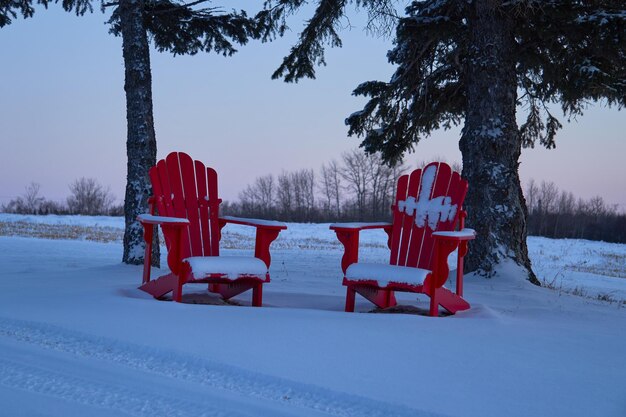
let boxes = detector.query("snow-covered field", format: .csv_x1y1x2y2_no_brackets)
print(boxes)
0,214,625,417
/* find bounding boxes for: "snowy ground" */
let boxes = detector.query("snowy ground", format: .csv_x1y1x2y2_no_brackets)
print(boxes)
0,214,625,417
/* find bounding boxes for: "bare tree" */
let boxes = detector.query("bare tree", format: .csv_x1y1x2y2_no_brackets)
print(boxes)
319,160,342,218
238,184,258,216
276,171,294,219
525,180,625,243
341,150,372,221
557,191,576,215
23,182,44,213
67,178,115,215
525,179,539,215
538,181,559,213
274,170,316,221
2,182,45,214
552,190,576,236
587,196,610,218
292,169,315,220
341,150,405,220
255,174,275,217
369,154,406,219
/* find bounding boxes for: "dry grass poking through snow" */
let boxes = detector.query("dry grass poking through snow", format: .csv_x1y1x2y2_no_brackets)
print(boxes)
0,221,123,242
0,220,386,251
541,276,626,306
569,251,626,279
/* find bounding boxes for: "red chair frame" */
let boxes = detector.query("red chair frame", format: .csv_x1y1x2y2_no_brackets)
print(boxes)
138,152,286,306
330,162,475,316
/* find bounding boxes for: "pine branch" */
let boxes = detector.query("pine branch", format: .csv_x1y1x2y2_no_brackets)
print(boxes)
272,0,348,82
1,0,49,26
145,3,261,56
271,0,404,82
147,0,212,15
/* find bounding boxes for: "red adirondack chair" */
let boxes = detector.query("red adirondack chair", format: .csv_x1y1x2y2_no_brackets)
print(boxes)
138,152,286,306
330,162,475,316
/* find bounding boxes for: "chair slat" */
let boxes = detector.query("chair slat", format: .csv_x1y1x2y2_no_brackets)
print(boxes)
406,163,439,267
396,169,422,266
416,162,452,270
206,167,220,256
154,160,175,250
389,174,408,265
166,153,192,260
423,170,467,270
195,160,211,257
447,172,468,230
180,152,203,257
155,160,173,217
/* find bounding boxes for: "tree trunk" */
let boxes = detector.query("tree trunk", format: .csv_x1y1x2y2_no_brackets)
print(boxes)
119,0,159,266
459,0,538,284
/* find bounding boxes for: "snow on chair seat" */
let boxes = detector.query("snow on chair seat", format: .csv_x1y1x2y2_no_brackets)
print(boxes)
346,263,430,287
185,256,268,280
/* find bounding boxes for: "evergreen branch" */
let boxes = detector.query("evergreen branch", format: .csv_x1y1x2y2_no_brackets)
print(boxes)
343,1,468,164
270,0,404,82
256,0,308,42
147,0,212,15
144,3,261,56
272,0,348,82
358,0,399,37
1,0,48,26
60,0,92,15
0,0,97,29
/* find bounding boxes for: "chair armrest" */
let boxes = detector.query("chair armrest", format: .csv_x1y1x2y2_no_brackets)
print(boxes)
137,214,189,277
329,222,392,231
219,216,286,268
330,223,393,274
137,214,190,226
432,228,476,241
219,215,286,230
430,229,476,295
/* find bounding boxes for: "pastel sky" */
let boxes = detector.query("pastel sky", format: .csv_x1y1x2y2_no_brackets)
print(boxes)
1,6,624,210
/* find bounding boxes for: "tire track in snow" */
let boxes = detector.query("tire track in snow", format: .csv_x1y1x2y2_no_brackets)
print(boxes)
0,317,449,417
0,358,239,417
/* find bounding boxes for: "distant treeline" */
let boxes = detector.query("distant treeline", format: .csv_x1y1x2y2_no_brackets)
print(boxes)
225,153,626,244
221,150,425,223
2,179,123,216
525,180,626,243
224,152,626,243
4,157,625,244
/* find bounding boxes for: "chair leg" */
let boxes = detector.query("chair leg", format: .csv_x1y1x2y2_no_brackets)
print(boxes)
345,286,356,312
385,290,397,308
172,277,184,303
252,283,263,307
429,292,439,317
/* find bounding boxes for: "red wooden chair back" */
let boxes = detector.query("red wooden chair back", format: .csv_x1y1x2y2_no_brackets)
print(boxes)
148,152,221,260
389,162,468,271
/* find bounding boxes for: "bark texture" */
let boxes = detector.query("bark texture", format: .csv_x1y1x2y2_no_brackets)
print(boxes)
460,0,538,283
119,0,159,266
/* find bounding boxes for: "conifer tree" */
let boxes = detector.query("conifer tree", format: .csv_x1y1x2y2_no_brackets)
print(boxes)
266,0,626,282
